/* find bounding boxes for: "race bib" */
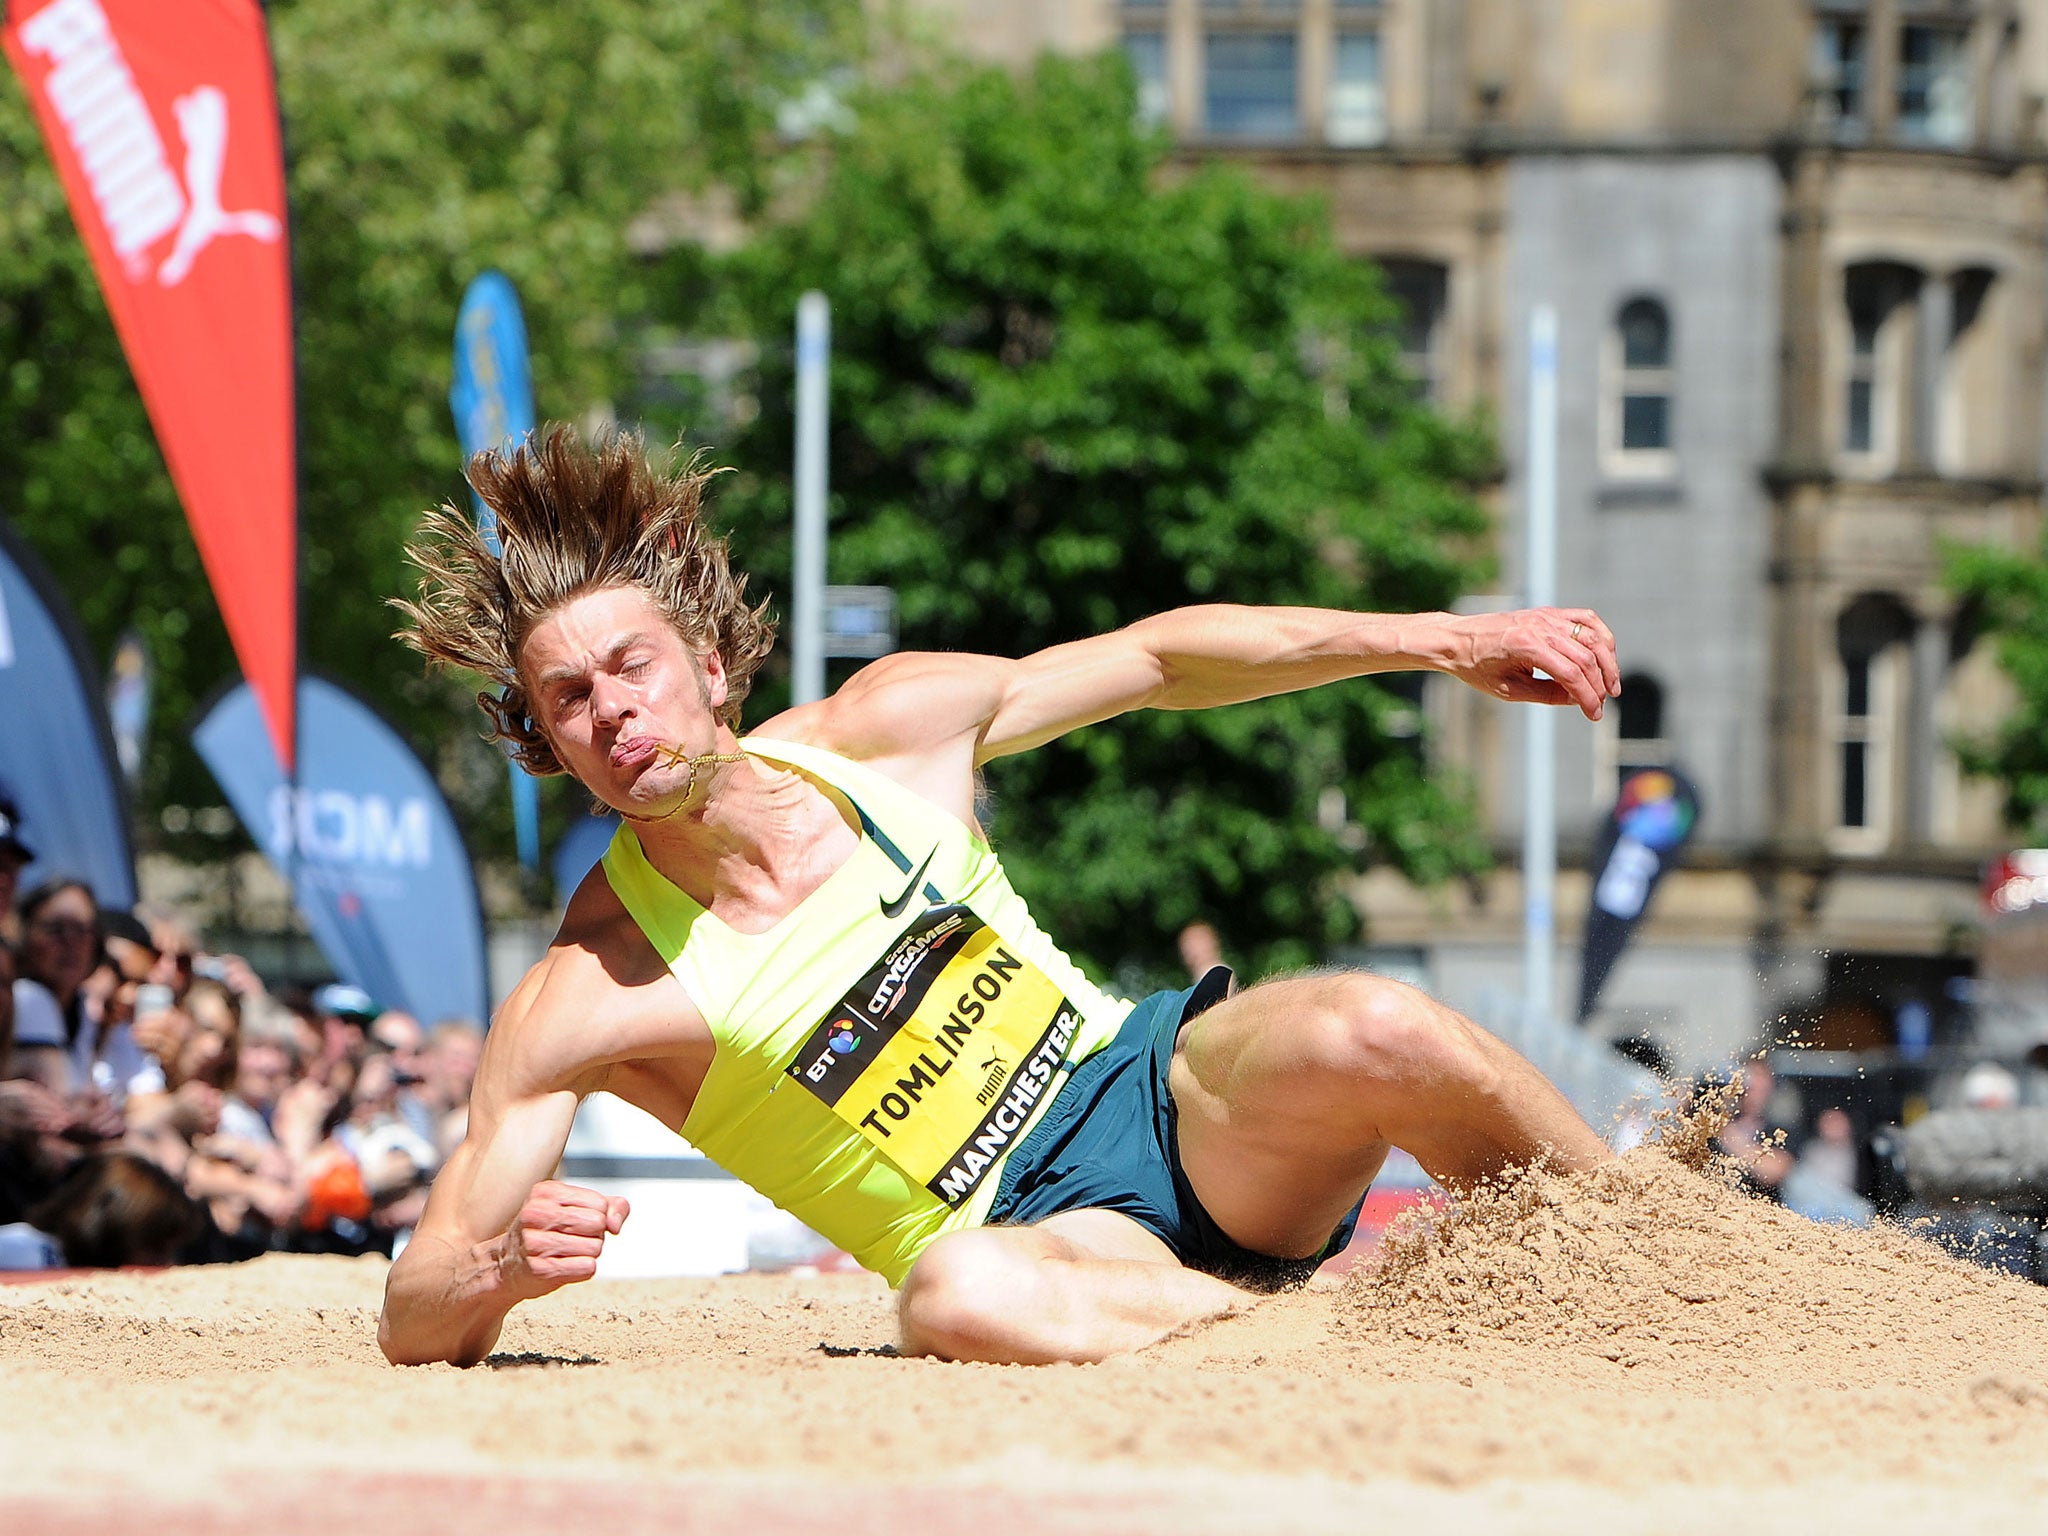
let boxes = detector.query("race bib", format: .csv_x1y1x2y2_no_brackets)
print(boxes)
785,905,1080,1206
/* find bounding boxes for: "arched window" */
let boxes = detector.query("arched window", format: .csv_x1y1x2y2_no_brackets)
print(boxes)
1593,672,1672,800
1604,297,1675,477
1841,261,1920,472
1832,595,1913,851
1938,266,1997,476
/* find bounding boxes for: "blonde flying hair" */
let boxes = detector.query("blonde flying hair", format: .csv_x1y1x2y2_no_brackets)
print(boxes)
393,426,775,776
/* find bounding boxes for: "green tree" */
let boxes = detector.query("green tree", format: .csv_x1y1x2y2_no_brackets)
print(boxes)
0,0,852,860
685,56,1495,983
1948,538,2048,832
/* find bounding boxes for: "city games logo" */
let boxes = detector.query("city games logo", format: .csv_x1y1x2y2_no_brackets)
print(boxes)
19,0,281,283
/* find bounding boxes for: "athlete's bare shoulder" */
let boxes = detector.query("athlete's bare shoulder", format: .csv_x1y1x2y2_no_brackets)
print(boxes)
753,651,999,823
486,865,712,1107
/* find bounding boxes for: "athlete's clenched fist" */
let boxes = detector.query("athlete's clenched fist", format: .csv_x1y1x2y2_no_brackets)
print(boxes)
495,1180,630,1300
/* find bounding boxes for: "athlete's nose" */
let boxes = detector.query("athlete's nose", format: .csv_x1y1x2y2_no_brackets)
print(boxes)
588,671,637,727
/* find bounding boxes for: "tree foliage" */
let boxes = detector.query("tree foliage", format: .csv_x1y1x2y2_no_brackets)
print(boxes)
1948,538,2048,832
685,56,1495,983
0,0,851,857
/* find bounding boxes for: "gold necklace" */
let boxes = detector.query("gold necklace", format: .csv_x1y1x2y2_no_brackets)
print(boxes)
619,744,749,823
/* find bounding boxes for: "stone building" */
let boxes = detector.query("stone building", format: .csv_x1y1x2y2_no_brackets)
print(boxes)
898,0,2045,1068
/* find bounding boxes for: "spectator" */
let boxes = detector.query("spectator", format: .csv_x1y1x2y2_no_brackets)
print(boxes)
0,785,32,947
99,908,158,995
419,1018,483,1159
0,1075,73,1224
6,1151,205,1269
184,1024,303,1250
0,934,15,1075
1958,1060,2021,1112
1716,1058,1793,1200
367,1010,433,1141
329,1052,437,1245
1780,1109,1874,1226
174,984,240,1096
72,908,162,1103
9,879,102,1091
1176,920,1225,984
217,1034,294,1147
136,907,202,1003
1798,1105,1860,1192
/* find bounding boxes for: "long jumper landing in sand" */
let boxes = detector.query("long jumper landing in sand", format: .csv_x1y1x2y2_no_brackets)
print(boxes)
379,426,1623,1367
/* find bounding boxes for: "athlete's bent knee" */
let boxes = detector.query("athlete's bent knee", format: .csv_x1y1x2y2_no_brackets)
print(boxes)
1319,975,1499,1099
898,1228,1049,1361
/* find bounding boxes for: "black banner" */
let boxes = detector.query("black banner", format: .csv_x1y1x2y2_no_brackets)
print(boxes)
1576,767,1700,1023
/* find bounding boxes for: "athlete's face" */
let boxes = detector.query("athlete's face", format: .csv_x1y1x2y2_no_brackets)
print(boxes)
519,585,729,817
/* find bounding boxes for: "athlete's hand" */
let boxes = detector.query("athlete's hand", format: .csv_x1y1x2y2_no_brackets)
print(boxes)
1443,607,1620,721
495,1180,630,1300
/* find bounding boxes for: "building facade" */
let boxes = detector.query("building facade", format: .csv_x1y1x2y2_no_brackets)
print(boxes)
903,0,2045,1069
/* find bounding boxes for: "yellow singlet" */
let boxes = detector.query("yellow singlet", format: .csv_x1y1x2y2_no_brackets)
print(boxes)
600,737,1133,1284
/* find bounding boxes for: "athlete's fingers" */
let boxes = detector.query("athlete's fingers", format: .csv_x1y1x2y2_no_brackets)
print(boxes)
532,1212,602,1245
1493,674,1572,708
1555,634,1613,707
520,1227,607,1260
532,1179,610,1209
1563,609,1622,696
605,1195,630,1234
524,1193,612,1239
1531,640,1605,719
527,1254,599,1285
530,1181,619,1225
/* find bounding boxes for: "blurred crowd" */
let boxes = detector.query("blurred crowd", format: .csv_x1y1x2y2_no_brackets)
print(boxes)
0,790,480,1272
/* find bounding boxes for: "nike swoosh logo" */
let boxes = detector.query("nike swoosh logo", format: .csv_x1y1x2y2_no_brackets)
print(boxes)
879,846,938,919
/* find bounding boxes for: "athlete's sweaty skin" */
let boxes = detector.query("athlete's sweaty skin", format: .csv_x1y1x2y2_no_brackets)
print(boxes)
378,588,1619,1368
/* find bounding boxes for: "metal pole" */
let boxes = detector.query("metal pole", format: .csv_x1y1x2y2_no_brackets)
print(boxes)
1524,305,1559,1021
792,291,830,705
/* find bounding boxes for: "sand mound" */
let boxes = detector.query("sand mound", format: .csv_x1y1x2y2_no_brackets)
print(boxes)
1344,1146,2048,1389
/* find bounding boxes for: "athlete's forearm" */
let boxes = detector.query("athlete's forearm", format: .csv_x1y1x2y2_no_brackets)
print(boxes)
378,1232,515,1367
1132,604,1463,711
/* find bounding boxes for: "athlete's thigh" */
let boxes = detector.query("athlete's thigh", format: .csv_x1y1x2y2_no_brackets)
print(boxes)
1030,1206,1183,1266
1167,971,1392,1257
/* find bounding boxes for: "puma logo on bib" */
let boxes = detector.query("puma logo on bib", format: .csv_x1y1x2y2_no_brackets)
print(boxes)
786,905,1080,1206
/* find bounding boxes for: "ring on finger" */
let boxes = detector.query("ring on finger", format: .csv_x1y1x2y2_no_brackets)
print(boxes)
1570,621,1584,641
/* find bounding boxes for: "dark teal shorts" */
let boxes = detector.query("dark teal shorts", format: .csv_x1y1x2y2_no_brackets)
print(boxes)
984,968,1364,1290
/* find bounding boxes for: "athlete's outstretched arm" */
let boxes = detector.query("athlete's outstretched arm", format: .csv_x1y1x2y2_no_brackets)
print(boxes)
377,956,624,1367
784,604,1618,779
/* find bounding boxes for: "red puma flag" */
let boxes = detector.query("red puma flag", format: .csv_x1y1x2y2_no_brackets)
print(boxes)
4,0,296,771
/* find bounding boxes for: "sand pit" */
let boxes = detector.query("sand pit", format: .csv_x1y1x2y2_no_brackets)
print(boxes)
4,1145,2046,1534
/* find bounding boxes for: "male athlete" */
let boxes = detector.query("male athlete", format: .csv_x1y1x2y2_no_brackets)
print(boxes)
378,429,1619,1367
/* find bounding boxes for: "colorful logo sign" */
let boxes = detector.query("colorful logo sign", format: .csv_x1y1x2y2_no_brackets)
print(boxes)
1613,769,1696,851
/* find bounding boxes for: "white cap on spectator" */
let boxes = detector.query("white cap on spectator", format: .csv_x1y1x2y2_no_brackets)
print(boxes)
313,983,378,1020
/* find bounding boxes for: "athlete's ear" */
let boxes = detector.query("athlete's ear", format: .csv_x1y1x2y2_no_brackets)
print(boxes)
700,646,729,710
